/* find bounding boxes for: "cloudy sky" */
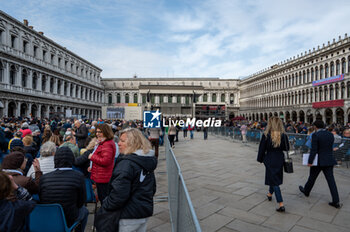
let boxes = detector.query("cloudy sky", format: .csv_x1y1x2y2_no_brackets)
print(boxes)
1,0,350,79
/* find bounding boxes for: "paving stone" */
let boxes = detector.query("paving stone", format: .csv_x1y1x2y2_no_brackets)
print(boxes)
196,202,226,220
307,200,338,223
289,225,319,232
332,210,350,228
217,206,267,224
297,216,349,232
147,217,166,230
200,213,233,232
232,186,260,196
226,219,280,232
262,212,301,231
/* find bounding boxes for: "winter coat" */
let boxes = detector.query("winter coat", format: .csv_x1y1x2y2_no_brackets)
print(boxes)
2,169,42,196
39,147,86,228
103,150,157,220
75,124,89,148
27,156,55,177
257,133,289,186
90,139,116,183
309,129,336,166
24,145,37,159
0,199,36,232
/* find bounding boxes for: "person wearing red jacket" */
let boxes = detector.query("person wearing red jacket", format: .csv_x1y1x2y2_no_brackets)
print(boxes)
88,124,116,204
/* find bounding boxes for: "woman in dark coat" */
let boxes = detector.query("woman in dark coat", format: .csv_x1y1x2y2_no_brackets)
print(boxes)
257,116,289,212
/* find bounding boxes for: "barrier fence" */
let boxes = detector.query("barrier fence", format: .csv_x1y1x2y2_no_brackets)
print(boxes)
165,137,202,232
209,127,350,168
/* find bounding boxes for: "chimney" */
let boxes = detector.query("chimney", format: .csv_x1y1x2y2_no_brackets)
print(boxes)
38,31,44,35
23,19,28,26
29,26,34,29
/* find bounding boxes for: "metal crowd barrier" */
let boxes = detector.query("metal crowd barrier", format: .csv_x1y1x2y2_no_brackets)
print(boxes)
209,127,350,168
165,137,202,232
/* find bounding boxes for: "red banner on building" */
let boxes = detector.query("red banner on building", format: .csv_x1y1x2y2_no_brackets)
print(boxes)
312,99,344,108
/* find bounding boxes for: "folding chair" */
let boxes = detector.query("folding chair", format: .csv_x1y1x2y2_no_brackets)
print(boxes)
29,204,81,232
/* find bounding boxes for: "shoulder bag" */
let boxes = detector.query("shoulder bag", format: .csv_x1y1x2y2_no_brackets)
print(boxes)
283,134,294,173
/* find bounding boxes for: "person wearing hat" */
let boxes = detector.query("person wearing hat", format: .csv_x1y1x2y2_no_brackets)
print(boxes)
1,152,42,198
7,131,22,150
39,147,88,232
20,122,32,138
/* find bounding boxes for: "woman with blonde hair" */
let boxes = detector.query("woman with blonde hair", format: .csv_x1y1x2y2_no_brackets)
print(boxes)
49,134,63,147
257,116,289,212
98,128,157,232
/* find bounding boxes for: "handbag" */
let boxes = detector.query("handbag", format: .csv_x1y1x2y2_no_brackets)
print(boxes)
283,134,294,173
94,206,121,232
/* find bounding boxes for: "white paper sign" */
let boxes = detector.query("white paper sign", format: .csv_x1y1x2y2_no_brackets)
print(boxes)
303,153,318,166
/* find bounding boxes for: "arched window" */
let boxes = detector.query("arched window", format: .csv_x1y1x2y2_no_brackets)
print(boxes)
230,94,234,104
303,71,306,84
324,86,328,101
330,85,334,100
320,65,324,79
32,72,37,89
185,96,189,104
125,93,129,103
315,89,318,102
0,62,3,83
177,95,181,103
336,60,340,75
57,80,61,94
203,94,207,102
212,93,216,102
117,93,121,103
307,70,310,83
133,93,138,103
347,82,350,98
50,78,54,92
42,75,46,91
319,88,323,101
159,95,163,104
142,94,146,104
75,85,79,97
315,67,319,80
64,82,68,95
10,65,16,85
325,64,329,78
221,94,225,102
330,62,334,76
108,93,112,104
342,58,346,74
348,56,350,73
341,83,345,99
22,69,27,87
335,84,339,99
311,68,314,82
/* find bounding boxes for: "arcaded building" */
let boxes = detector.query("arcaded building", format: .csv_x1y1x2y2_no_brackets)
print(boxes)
0,10,104,119
102,78,240,120
239,34,350,125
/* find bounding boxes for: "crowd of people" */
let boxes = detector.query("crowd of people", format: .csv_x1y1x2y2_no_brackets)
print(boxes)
0,117,158,232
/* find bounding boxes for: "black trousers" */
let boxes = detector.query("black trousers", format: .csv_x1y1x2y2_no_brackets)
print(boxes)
304,166,340,203
96,183,109,205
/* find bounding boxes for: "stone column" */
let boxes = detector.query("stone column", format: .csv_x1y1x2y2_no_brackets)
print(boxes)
45,76,50,93
332,108,337,124
16,101,21,117
38,73,42,91
3,99,8,117
27,103,32,118
53,78,58,94
67,82,71,97
3,62,9,84
27,70,33,89
77,86,81,99
37,104,41,119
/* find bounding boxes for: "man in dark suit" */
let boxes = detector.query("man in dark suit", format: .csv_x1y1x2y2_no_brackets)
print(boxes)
299,120,341,208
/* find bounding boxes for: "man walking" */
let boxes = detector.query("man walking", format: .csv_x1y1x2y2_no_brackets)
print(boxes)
299,120,341,208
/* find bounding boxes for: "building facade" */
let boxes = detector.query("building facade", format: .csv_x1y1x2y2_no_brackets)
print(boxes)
0,10,104,119
1,10,350,124
239,34,350,125
102,78,240,120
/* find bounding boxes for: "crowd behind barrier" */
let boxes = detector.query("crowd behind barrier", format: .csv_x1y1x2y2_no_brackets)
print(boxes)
0,116,204,231
209,123,350,168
